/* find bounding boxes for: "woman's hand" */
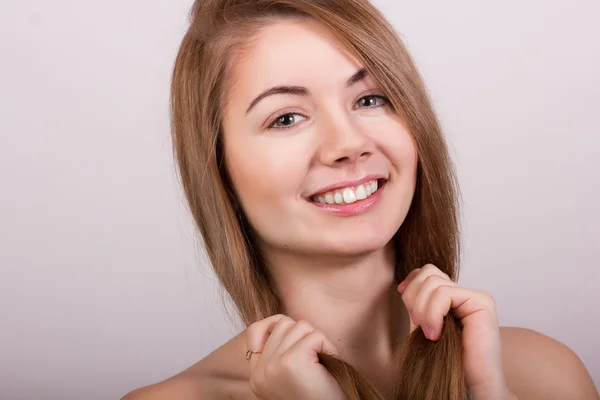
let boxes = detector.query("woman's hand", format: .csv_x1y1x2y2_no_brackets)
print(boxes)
245,314,347,400
398,264,514,400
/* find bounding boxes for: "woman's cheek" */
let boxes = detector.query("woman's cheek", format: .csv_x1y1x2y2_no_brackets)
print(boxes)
377,122,417,170
230,139,308,212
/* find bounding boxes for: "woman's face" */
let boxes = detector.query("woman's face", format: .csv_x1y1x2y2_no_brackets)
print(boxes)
221,18,417,257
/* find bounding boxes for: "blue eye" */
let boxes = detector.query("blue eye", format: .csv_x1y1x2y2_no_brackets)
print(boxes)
356,94,388,108
266,94,389,131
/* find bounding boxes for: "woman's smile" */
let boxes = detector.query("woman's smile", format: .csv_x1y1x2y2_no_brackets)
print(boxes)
307,177,388,216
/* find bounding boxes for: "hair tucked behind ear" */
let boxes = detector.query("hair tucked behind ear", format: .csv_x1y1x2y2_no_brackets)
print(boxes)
170,0,466,398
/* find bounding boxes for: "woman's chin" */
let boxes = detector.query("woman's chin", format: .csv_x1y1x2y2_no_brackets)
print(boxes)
308,233,394,257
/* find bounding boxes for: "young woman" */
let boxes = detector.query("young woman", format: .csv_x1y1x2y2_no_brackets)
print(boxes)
124,0,598,398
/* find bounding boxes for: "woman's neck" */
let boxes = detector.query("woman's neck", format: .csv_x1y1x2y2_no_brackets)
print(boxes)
263,241,411,392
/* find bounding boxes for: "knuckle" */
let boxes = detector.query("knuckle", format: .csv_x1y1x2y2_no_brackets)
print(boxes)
274,315,294,329
306,329,325,344
422,263,440,274
422,263,436,272
421,265,451,281
295,319,314,331
246,321,261,338
423,274,443,285
276,314,291,323
248,314,286,334
312,329,325,339
480,291,497,309
431,284,449,300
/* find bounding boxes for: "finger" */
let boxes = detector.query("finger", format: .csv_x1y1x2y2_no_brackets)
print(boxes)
397,267,421,294
419,263,451,281
398,263,451,294
285,329,339,361
245,314,287,367
412,275,458,336
422,285,455,340
426,286,496,340
275,320,316,355
261,316,297,358
400,265,449,313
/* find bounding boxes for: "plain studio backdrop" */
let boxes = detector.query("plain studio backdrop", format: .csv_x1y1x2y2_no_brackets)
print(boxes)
1,0,599,399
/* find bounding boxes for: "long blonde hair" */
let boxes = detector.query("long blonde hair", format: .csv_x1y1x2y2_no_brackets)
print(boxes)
170,0,466,398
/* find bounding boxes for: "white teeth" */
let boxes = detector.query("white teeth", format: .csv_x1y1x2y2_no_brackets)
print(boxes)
355,185,367,200
334,192,343,204
312,179,382,205
342,187,356,203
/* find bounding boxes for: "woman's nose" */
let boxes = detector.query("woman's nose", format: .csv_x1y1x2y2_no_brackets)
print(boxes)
318,112,374,166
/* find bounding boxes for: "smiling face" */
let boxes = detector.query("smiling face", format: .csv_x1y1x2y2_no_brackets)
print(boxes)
221,17,418,258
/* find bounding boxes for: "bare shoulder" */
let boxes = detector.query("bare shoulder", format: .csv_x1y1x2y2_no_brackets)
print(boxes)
120,371,206,400
500,326,599,399
121,331,254,400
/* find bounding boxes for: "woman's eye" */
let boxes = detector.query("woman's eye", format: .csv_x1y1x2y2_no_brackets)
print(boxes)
356,94,388,108
268,113,306,130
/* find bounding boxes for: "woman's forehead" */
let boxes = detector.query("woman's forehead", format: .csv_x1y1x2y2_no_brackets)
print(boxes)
227,19,365,98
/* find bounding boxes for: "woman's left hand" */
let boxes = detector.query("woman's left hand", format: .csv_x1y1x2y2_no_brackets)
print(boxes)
398,264,514,400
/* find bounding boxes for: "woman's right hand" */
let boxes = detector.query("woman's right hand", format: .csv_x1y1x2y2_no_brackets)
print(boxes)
245,314,347,400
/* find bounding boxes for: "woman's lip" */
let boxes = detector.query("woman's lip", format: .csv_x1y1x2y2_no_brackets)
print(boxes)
308,180,387,216
307,174,387,198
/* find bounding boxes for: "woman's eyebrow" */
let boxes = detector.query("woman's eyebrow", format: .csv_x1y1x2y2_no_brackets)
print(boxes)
245,68,368,115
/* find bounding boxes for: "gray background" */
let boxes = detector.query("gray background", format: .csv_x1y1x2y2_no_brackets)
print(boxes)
1,0,598,399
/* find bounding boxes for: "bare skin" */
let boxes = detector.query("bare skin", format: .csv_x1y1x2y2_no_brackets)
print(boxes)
122,326,598,400
123,18,599,400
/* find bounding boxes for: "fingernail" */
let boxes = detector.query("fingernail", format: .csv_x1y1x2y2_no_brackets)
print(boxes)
422,324,435,339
